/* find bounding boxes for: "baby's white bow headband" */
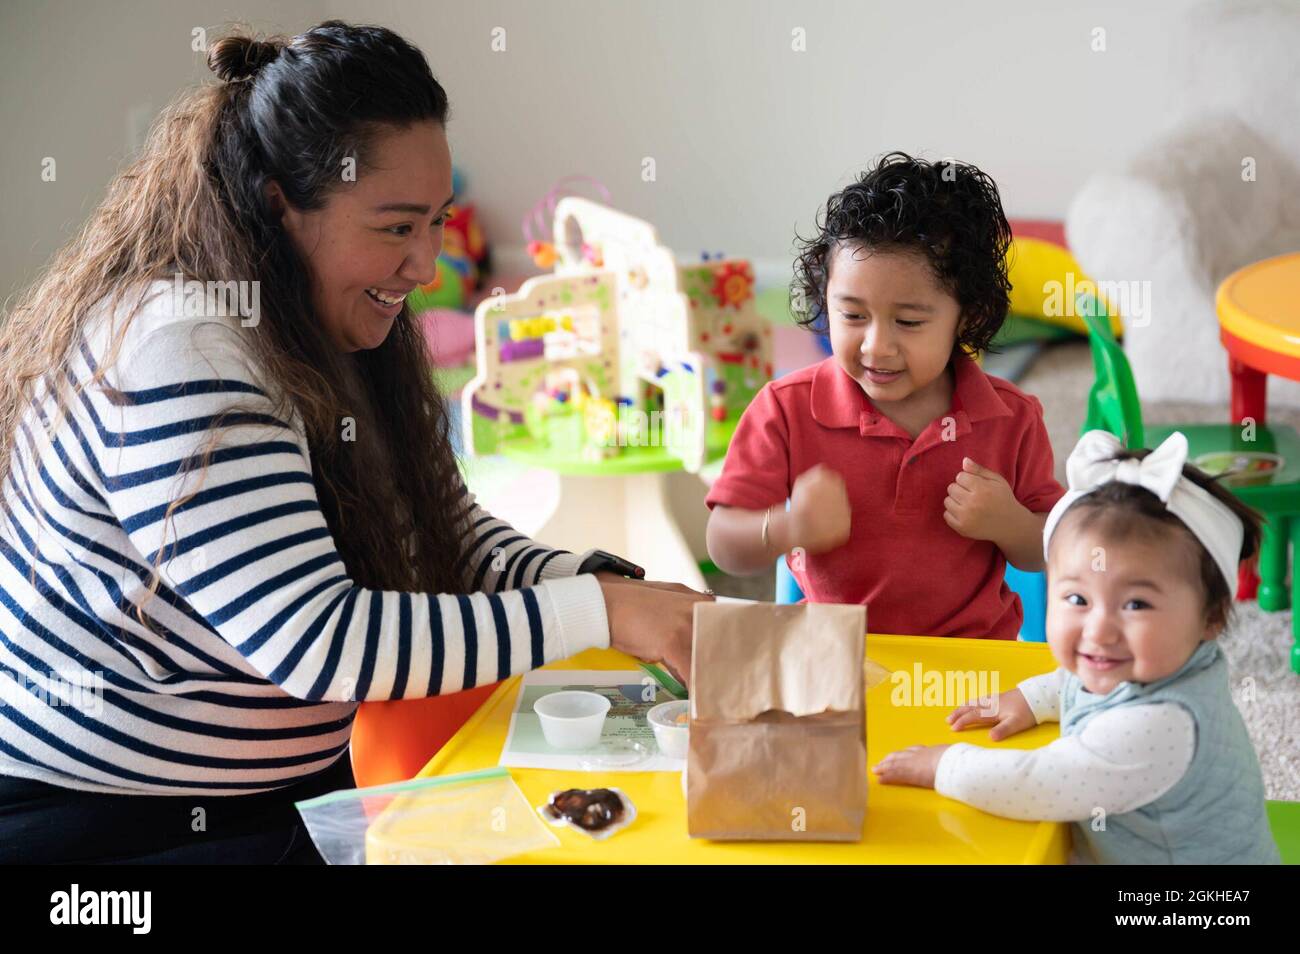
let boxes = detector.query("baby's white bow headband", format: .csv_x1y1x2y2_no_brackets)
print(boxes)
1043,429,1245,591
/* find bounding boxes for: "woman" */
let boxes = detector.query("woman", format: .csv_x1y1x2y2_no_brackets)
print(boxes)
0,21,708,863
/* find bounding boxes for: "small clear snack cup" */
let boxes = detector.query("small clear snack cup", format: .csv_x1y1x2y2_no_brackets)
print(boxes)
295,767,559,864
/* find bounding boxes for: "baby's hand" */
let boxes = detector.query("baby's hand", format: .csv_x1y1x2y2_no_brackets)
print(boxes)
872,744,951,788
943,458,1019,542
787,464,851,555
946,687,1036,741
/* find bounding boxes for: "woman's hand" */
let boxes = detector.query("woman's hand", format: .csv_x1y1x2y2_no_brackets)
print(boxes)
946,687,1036,741
872,744,951,788
597,576,714,688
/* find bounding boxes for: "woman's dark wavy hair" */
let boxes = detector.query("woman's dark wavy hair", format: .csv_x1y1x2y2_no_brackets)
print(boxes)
0,20,473,620
1050,448,1263,633
791,151,1013,356
205,23,472,595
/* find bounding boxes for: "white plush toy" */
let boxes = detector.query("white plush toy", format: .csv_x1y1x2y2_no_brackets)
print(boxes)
1066,0,1300,408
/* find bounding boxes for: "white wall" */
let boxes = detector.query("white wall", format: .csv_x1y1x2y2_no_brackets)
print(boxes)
0,0,326,308
2,0,1208,304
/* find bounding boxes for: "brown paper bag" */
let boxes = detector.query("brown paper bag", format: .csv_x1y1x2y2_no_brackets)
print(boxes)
686,601,867,842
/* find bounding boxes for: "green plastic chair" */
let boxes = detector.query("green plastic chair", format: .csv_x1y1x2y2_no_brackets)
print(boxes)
1079,294,1300,675
1268,800,1300,864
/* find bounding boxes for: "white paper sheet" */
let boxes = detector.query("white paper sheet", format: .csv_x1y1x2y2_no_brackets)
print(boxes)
499,670,686,772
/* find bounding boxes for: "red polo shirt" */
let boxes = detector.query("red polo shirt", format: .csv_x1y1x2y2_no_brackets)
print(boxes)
706,354,1064,639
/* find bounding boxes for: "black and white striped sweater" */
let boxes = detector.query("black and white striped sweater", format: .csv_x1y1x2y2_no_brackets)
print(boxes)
0,281,608,795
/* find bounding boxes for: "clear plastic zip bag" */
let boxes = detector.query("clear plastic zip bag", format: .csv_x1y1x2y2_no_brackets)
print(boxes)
295,767,560,864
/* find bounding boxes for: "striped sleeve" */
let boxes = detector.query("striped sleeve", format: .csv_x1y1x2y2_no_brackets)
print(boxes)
454,495,592,593
87,318,609,703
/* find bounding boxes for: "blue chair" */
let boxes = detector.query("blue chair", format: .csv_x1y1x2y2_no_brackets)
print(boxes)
775,556,1047,641
1006,566,1047,642
775,552,803,604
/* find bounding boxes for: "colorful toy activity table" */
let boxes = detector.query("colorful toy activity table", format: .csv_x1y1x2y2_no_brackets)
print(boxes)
458,200,773,591
402,634,1068,864
1217,252,1300,426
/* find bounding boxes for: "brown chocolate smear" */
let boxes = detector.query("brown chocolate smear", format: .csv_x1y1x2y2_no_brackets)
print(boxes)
544,788,625,831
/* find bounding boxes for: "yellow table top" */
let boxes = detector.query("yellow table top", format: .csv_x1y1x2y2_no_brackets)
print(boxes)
406,634,1069,864
1216,251,1300,358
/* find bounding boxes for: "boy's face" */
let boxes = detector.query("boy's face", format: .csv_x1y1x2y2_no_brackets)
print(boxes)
825,245,962,408
1046,515,1215,695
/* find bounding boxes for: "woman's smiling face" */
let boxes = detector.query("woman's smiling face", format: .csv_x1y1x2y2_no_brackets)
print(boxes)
272,120,454,353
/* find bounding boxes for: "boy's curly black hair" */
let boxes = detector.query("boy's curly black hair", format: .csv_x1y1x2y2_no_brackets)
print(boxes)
792,151,1013,355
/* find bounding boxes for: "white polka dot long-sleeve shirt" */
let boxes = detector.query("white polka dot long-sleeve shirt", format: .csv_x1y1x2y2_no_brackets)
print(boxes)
934,668,1195,822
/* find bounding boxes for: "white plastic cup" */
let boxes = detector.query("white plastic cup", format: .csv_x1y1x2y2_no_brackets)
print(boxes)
533,690,611,750
647,700,690,759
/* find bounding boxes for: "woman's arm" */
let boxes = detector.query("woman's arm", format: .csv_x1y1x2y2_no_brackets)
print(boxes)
455,493,590,593
91,319,611,703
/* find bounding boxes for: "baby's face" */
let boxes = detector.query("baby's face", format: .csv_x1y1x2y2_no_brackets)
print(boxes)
1046,517,1214,695
825,245,961,408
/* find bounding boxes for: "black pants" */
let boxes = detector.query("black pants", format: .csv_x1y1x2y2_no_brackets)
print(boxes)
0,753,355,864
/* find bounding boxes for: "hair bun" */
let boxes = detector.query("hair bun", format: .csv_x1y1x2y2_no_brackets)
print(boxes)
208,35,284,84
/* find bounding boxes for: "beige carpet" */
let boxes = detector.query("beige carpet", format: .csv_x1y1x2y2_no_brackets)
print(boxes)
706,340,1299,800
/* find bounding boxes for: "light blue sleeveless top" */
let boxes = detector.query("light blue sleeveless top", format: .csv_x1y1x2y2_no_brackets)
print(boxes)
1060,640,1280,865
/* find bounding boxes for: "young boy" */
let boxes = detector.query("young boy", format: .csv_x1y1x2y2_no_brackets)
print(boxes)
705,152,1064,638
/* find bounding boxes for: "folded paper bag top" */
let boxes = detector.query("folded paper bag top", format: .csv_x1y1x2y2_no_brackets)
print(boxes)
690,602,866,722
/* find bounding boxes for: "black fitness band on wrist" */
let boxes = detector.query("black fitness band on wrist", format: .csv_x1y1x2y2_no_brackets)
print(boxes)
577,549,646,579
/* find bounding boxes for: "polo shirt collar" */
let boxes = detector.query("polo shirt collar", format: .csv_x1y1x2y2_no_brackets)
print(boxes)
809,352,1013,437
